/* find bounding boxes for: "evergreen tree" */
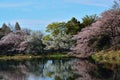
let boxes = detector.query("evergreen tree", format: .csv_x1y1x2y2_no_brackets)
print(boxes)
82,14,97,27
15,22,21,30
65,17,81,35
1,23,11,34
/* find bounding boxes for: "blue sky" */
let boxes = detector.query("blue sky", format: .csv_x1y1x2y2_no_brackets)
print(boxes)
0,0,114,33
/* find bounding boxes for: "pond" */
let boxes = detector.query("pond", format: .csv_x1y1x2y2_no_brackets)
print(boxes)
0,58,119,80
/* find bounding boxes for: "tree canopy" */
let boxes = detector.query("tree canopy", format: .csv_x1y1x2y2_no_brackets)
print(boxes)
65,17,81,35
15,22,21,30
46,22,66,37
82,14,97,27
112,0,120,10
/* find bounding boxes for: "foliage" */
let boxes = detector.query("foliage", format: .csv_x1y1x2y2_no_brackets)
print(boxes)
0,23,46,55
25,31,45,54
15,22,21,30
44,33,75,52
72,20,103,57
46,22,66,37
65,17,81,35
82,14,97,27
0,31,26,54
46,17,82,36
101,10,120,38
72,4,120,57
96,34,111,50
1,0,120,57
45,20,79,52
1,23,11,34
22,28,32,35
92,50,120,64
112,0,120,10
43,34,52,42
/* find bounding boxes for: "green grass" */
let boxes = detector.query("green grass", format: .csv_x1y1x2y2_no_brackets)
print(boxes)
45,53,68,58
0,53,71,61
92,50,120,64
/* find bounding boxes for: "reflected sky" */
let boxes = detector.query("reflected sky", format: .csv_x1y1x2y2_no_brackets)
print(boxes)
0,59,119,80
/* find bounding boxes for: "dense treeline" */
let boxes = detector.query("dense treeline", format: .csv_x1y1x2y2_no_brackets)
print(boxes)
0,22,45,55
72,0,120,57
43,15,97,52
0,14,96,55
0,0,120,58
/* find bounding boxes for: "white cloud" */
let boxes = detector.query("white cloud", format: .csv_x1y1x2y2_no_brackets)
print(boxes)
0,2,32,8
64,0,114,7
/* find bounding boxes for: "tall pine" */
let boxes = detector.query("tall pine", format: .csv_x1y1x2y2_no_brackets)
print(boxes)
15,22,21,30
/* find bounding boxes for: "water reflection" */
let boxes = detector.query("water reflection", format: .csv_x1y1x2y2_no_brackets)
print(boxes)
72,60,120,80
0,59,77,80
0,59,119,80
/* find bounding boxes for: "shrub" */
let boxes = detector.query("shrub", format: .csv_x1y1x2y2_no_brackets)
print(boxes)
96,34,111,50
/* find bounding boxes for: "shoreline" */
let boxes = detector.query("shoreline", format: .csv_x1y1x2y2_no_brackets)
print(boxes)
0,54,72,61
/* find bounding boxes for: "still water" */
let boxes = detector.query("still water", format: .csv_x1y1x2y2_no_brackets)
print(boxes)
0,58,119,80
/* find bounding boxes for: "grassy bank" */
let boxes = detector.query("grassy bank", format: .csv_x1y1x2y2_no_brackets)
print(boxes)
0,53,71,61
92,50,120,64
